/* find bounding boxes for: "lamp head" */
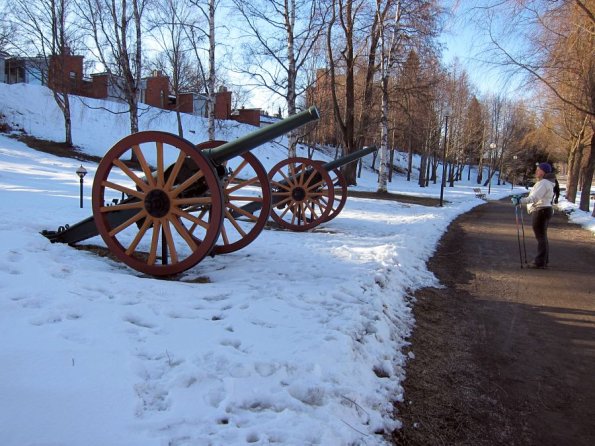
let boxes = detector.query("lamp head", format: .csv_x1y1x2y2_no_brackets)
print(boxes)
76,165,87,179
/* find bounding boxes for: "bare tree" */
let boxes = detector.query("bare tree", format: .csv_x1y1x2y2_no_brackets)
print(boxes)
377,1,440,190
10,0,78,145
326,0,373,185
0,3,17,54
147,0,199,137
477,0,594,212
76,0,148,138
186,0,219,141
231,0,327,157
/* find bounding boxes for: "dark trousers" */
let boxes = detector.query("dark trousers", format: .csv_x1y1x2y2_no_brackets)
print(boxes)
531,207,553,266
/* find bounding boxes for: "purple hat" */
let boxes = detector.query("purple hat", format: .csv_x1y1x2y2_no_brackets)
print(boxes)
538,162,552,174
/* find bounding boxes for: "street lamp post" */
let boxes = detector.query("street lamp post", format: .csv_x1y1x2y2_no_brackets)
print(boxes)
76,165,87,208
439,114,449,207
488,143,496,195
512,155,518,190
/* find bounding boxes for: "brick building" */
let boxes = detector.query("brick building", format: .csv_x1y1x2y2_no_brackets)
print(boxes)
1,51,261,126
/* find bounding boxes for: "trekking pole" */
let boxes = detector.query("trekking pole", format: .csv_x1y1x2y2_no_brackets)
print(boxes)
514,205,524,268
519,205,528,265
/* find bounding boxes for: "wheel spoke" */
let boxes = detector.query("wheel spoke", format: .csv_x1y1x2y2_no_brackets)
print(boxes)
304,169,317,188
102,180,145,200
108,209,147,237
305,201,318,219
224,209,248,236
171,207,210,230
112,159,150,192
272,195,292,207
164,150,187,190
228,202,259,221
172,170,205,198
100,201,143,213
156,142,165,187
188,208,208,234
228,158,249,183
306,179,326,191
125,217,153,255
169,215,198,251
227,177,260,193
278,168,294,187
147,219,162,265
161,221,179,264
271,180,291,191
132,144,155,188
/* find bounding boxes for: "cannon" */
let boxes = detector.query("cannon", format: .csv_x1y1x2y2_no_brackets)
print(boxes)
42,106,320,276
202,144,378,232
267,146,378,231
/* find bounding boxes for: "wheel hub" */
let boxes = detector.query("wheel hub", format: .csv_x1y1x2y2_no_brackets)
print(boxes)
144,189,171,218
292,187,306,202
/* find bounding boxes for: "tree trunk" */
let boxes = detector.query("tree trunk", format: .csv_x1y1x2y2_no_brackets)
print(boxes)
208,0,216,141
418,153,427,187
407,130,413,182
64,94,72,146
566,141,584,203
578,133,594,212
377,75,389,193
176,110,183,138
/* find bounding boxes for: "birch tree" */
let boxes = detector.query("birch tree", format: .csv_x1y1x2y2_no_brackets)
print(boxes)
231,0,327,157
187,0,218,141
77,0,148,137
10,0,77,145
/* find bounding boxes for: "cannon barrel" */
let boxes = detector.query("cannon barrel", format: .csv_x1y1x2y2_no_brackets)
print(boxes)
323,145,378,172
204,106,320,164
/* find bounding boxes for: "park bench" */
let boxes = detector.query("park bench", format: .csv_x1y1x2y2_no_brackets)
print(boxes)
473,187,486,199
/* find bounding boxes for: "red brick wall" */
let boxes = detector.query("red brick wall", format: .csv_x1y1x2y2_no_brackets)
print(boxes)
48,54,84,93
214,91,232,119
144,75,169,108
176,93,194,113
84,74,108,99
232,108,261,127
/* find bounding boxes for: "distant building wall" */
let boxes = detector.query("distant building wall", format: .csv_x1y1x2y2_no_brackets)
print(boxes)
48,54,84,93
1,52,246,123
0,57,6,83
144,74,169,109
231,108,261,127
214,90,232,120
175,93,195,114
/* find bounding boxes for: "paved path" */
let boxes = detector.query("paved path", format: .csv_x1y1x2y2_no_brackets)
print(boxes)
393,198,595,445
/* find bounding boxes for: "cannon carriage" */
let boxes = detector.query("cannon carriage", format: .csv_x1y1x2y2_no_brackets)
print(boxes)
42,106,377,276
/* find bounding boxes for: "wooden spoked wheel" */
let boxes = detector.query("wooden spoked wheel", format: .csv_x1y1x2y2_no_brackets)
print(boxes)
313,161,348,223
92,131,224,276
268,157,335,231
195,140,272,254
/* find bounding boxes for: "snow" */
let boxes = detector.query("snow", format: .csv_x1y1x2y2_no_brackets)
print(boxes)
0,83,593,446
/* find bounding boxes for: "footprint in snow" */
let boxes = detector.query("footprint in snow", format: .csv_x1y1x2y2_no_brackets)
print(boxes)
124,315,155,329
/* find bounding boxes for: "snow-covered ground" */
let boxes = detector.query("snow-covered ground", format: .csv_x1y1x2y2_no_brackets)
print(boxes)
0,83,592,446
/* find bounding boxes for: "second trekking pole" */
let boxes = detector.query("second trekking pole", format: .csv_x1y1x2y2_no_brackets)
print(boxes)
519,205,528,266
514,205,524,268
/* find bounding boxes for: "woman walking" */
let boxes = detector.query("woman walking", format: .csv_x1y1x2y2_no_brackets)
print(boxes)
511,162,556,268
